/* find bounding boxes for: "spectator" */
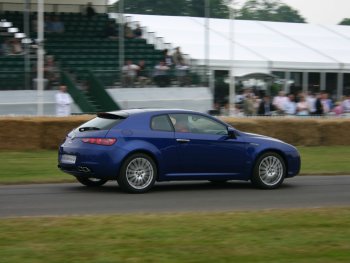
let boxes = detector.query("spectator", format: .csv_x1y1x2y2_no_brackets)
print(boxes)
173,47,189,87
124,23,134,39
173,47,185,66
243,94,255,116
257,95,275,116
55,85,73,116
175,62,189,87
332,101,344,116
163,49,173,67
283,94,296,115
253,95,261,113
273,91,288,114
137,60,150,87
296,95,309,115
321,92,332,115
44,55,59,89
86,2,96,19
208,103,222,116
133,24,143,38
306,91,316,114
105,20,118,39
51,16,64,33
44,15,53,32
314,93,324,115
10,38,24,55
122,60,139,88
1,38,11,56
342,95,350,116
153,61,170,87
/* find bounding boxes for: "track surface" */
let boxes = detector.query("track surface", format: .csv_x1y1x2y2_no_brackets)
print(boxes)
1,176,350,217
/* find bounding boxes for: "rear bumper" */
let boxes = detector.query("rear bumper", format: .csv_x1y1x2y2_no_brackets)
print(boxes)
58,144,129,180
58,164,96,178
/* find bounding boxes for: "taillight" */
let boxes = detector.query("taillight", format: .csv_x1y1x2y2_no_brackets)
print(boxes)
82,138,117,146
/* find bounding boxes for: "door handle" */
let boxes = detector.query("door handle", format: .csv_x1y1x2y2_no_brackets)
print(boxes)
176,139,190,143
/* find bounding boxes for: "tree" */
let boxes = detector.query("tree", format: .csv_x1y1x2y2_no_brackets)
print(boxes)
339,18,350,25
112,0,230,19
111,0,305,23
236,0,306,23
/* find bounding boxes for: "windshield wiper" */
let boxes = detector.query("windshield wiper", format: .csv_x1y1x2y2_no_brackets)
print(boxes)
78,127,100,132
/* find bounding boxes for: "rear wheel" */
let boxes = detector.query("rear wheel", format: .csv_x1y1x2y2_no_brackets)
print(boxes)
117,153,156,193
251,152,286,189
76,176,108,187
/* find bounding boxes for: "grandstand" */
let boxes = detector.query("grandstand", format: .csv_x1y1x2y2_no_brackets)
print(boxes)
0,2,210,115
2,1,350,116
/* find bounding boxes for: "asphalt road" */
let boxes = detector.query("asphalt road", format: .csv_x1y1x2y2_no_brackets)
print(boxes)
1,175,350,217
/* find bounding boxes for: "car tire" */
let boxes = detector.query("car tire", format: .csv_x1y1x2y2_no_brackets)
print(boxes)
251,152,286,189
117,153,157,193
76,176,108,187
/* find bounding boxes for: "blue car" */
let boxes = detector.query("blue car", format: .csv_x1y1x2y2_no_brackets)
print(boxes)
58,109,300,193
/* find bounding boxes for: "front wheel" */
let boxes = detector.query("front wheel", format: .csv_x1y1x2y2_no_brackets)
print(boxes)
251,152,286,189
76,176,108,187
117,153,157,193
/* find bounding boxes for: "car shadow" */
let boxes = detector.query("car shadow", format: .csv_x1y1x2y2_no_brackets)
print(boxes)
152,181,253,192
66,180,296,194
65,181,296,194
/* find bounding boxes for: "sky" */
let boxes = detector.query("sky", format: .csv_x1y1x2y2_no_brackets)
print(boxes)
279,0,350,24
108,0,350,25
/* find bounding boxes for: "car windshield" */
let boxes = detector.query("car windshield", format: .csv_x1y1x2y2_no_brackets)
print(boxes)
77,113,126,132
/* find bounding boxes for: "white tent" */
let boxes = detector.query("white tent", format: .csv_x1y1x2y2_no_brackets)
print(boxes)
124,14,350,72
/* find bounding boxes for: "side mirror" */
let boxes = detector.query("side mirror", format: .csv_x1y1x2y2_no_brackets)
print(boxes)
227,127,236,139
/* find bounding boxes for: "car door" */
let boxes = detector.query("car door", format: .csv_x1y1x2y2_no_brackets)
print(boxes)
148,114,180,176
169,113,248,178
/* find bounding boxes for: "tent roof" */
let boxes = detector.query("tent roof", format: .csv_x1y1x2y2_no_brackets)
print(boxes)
123,14,350,71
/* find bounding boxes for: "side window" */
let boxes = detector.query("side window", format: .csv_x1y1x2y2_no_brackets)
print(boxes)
169,114,191,133
169,114,227,135
151,115,173,132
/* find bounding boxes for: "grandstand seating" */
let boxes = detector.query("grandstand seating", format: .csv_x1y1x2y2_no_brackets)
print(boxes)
1,11,200,112
0,11,164,90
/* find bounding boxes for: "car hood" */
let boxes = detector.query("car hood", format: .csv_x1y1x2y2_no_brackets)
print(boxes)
241,131,283,143
240,131,298,151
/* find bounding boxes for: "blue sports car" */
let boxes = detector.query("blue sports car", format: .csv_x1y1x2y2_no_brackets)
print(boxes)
58,109,300,193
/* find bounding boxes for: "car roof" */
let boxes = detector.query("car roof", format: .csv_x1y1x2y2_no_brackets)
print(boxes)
105,108,201,117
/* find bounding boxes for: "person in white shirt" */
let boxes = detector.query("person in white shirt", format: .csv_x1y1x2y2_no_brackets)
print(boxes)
122,60,140,88
55,85,73,116
283,94,296,115
306,91,316,114
296,95,309,115
273,91,289,114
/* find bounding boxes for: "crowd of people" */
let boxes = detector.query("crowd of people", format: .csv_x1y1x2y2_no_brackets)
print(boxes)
216,89,350,117
121,46,190,88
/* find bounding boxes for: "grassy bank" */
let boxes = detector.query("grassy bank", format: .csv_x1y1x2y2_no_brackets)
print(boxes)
0,208,349,263
0,151,72,184
0,146,350,184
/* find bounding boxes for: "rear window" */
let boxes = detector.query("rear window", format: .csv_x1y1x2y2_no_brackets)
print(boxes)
77,114,126,132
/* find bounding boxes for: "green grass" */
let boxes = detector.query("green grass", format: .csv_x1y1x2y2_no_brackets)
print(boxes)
0,208,349,263
0,151,73,184
298,146,350,175
0,146,350,184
